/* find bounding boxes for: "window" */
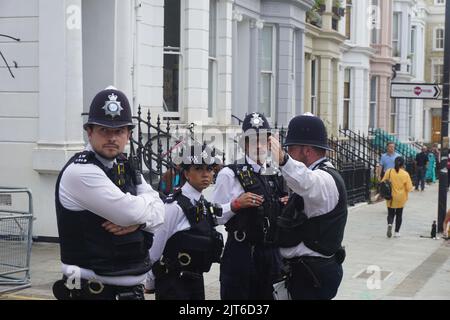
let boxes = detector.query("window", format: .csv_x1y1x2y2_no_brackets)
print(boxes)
208,0,218,118
434,28,444,50
432,62,444,83
343,69,351,130
392,12,401,57
345,0,352,39
410,26,416,75
260,25,276,118
311,58,318,115
390,100,397,134
369,76,377,129
163,0,181,113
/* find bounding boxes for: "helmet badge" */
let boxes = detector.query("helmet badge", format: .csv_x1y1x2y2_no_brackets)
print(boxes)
250,113,264,128
102,93,123,118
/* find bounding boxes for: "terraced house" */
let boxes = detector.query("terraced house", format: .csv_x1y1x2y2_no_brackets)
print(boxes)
0,0,443,238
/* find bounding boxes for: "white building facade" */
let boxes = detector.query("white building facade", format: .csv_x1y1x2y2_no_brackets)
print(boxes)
391,0,426,142
0,0,313,238
340,0,375,134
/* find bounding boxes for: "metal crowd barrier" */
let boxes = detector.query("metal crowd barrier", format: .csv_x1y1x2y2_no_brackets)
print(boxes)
0,187,33,294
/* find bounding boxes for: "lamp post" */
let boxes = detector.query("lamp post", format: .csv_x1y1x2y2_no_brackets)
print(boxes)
438,0,450,233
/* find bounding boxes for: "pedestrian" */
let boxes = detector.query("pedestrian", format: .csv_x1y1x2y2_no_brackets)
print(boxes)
269,113,348,300
382,157,413,238
146,143,224,300
414,146,429,191
212,112,288,300
52,86,165,300
425,150,436,184
378,142,400,180
431,143,440,181
159,165,184,196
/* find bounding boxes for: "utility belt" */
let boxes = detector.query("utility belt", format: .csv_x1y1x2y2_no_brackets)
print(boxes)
52,276,145,300
227,228,277,247
280,248,345,290
152,258,204,281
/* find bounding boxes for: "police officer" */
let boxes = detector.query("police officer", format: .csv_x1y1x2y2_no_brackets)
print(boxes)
146,143,224,300
213,112,288,300
269,113,347,300
53,86,165,300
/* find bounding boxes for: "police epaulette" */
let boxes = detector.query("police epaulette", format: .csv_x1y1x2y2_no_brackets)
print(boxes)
73,151,96,164
164,188,182,204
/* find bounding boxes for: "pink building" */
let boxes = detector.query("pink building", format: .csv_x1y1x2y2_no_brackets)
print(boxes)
370,0,395,132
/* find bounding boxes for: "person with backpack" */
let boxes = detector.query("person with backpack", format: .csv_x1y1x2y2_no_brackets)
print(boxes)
381,157,413,238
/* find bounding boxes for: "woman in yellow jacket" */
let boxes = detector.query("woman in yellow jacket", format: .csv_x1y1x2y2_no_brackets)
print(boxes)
381,157,413,238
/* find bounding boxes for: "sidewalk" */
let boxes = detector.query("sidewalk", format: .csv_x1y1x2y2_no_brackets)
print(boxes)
1,183,449,300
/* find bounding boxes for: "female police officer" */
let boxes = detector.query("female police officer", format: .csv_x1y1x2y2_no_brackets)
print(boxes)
53,86,165,300
146,143,224,300
269,113,347,300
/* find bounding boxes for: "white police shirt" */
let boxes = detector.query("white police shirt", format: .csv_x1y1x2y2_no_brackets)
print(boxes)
212,156,262,225
280,156,340,258
59,143,165,286
145,182,209,290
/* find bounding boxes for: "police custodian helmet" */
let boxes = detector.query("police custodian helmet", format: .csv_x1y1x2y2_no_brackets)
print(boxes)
84,86,135,130
242,112,271,133
284,113,332,151
180,143,219,170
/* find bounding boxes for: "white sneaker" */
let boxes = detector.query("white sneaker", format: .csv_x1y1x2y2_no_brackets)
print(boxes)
387,225,392,238
394,232,401,238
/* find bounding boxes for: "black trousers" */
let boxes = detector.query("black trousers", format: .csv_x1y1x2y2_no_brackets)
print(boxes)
287,256,343,300
220,236,282,300
387,207,403,232
155,272,205,300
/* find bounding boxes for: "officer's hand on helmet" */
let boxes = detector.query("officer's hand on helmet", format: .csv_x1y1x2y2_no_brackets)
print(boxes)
102,221,140,236
269,135,285,166
231,192,264,211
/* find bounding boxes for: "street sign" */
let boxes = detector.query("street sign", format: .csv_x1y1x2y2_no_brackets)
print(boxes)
390,82,442,99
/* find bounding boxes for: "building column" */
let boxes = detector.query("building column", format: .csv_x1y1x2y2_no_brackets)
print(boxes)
397,98,409,141
184,0,209,123
115,0,133,102
331,59,340,134
217,0,233,125
295,29,306,117
248,19,260,112
424,107,431,142
377,75,390,132
304,54,312,113
231,10,240,122
353,67,368,133
33,0,85,173
277,25,293,125
319,56,333,129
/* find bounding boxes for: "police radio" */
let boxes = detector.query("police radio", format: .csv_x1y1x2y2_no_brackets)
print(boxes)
130,155,142,185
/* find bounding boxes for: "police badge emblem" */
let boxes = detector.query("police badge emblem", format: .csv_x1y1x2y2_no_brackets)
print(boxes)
250,113,264,128
102,93,124,118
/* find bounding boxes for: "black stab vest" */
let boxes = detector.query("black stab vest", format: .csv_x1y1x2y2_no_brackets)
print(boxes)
225,160,286,245
55,151,153,277
274,161,348,256
159,190,224,274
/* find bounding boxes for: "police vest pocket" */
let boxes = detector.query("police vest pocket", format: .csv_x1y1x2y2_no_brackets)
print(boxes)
111,231,147,260
274,206,308,248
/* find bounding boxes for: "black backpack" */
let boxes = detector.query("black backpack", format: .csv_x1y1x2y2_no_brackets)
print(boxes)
379,169,393,200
